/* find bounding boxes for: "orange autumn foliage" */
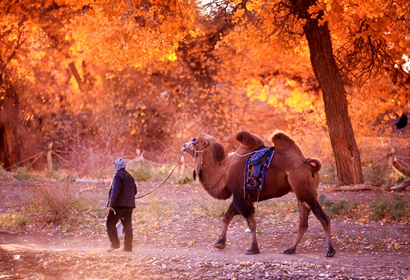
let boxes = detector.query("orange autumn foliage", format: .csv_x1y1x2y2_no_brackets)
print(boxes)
0,0,409,181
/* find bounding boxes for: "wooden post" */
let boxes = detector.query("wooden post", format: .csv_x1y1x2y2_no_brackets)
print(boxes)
47,142,53,172
179,155,185,175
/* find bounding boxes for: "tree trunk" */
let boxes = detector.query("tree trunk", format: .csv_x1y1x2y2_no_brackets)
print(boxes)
0,124,20,169
290,0,364,185
0,59,21,169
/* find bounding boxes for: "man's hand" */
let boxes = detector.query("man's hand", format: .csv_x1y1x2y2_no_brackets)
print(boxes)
107,207,116,215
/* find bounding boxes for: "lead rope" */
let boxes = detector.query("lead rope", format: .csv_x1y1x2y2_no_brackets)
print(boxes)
135,152,184,199
255,190,260,209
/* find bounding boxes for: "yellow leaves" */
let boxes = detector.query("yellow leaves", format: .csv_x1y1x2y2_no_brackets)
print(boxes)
232,8,245,23
60,1,198,70
160,50,178,63
189,28,204,39
7,33,18,42
245,2,262,12
244,75,318,115
285,89,313,114
245,78,263,99
308,0,393,29
308,2,326,19
35,51,46,60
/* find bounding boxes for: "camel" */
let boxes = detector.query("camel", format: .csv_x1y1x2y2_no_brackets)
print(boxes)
181,130,336,257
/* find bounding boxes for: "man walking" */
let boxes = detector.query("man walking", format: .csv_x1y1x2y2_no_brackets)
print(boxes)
106,158,137,252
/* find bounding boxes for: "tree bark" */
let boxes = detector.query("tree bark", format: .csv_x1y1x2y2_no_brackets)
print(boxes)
290,0,364,185
0,59,21,169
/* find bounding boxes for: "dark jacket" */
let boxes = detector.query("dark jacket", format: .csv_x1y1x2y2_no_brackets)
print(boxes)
108,168,137,208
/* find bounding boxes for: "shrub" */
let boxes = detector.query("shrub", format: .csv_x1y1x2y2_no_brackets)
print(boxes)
369,191,407,221
178,176,194,185
47,169,77,182
0,164,12,180
14,167,31,181
130,162,153,181
0,213,28,230
319,194,358,217
22,183,91,227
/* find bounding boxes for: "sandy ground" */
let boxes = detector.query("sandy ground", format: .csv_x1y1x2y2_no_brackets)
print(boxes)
0,180,409,279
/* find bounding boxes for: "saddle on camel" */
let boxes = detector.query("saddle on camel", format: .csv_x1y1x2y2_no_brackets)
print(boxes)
181,130,335,257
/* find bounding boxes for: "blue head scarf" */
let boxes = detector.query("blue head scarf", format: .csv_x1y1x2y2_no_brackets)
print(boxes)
113,158,126,172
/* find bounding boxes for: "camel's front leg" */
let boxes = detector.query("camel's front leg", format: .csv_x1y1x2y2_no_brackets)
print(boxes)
234,196,259,255
214,202,239,249
244,214,259,255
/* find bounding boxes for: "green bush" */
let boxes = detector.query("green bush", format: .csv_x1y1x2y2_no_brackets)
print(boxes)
369,191,407,221
130,162,153,181
0,164,12,180
14,167,31,181
319,194,358,217
178,175,194,185
129,161,189,183
22,184,94,228
0,213,28,230
47,169,77,182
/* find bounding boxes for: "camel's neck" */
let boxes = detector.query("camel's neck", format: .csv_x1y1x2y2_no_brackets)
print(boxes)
195,152,231,200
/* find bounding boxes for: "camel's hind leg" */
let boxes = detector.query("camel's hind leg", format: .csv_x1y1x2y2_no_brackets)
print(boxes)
284,200,310,255
311,200,336,257
214,202,239,249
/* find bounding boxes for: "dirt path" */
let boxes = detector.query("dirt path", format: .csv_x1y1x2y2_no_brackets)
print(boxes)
1,181,409,279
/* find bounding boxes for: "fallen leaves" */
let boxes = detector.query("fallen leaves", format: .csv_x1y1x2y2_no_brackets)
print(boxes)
1,181,410,279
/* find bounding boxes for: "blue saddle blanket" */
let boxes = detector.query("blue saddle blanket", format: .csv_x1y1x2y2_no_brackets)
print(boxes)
244,146,274,191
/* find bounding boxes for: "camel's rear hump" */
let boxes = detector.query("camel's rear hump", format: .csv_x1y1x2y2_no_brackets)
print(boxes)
271,131,302,154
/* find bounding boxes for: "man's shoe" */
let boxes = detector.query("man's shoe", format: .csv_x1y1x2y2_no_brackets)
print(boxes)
122,248,132,252
107,246,120,252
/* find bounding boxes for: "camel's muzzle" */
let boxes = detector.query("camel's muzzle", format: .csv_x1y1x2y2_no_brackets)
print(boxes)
181,142,195,157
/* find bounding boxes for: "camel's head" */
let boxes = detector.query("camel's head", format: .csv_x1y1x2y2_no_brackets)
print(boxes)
181,134,216,157
181,138,197,157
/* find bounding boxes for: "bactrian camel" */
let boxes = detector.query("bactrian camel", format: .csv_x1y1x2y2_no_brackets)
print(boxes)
181,130,335,257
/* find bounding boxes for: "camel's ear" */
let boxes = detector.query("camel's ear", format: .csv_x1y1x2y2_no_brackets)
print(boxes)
203,140,209,147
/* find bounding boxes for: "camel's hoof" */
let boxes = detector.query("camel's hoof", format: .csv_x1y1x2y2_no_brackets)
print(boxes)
214,241,226,250
283,248,296,254
245,244,260,255
326,248,336,257
245,248,260,255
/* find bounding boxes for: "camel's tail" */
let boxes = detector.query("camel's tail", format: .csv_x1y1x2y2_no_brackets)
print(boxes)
305,158,322,173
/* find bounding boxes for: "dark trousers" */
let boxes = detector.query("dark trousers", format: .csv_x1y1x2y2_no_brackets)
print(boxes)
106,206,134,250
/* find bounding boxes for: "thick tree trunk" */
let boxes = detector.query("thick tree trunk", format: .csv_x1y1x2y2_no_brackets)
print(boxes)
0,124,20,168
303,20,363,185
290,0,364,185
0,60,21,169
